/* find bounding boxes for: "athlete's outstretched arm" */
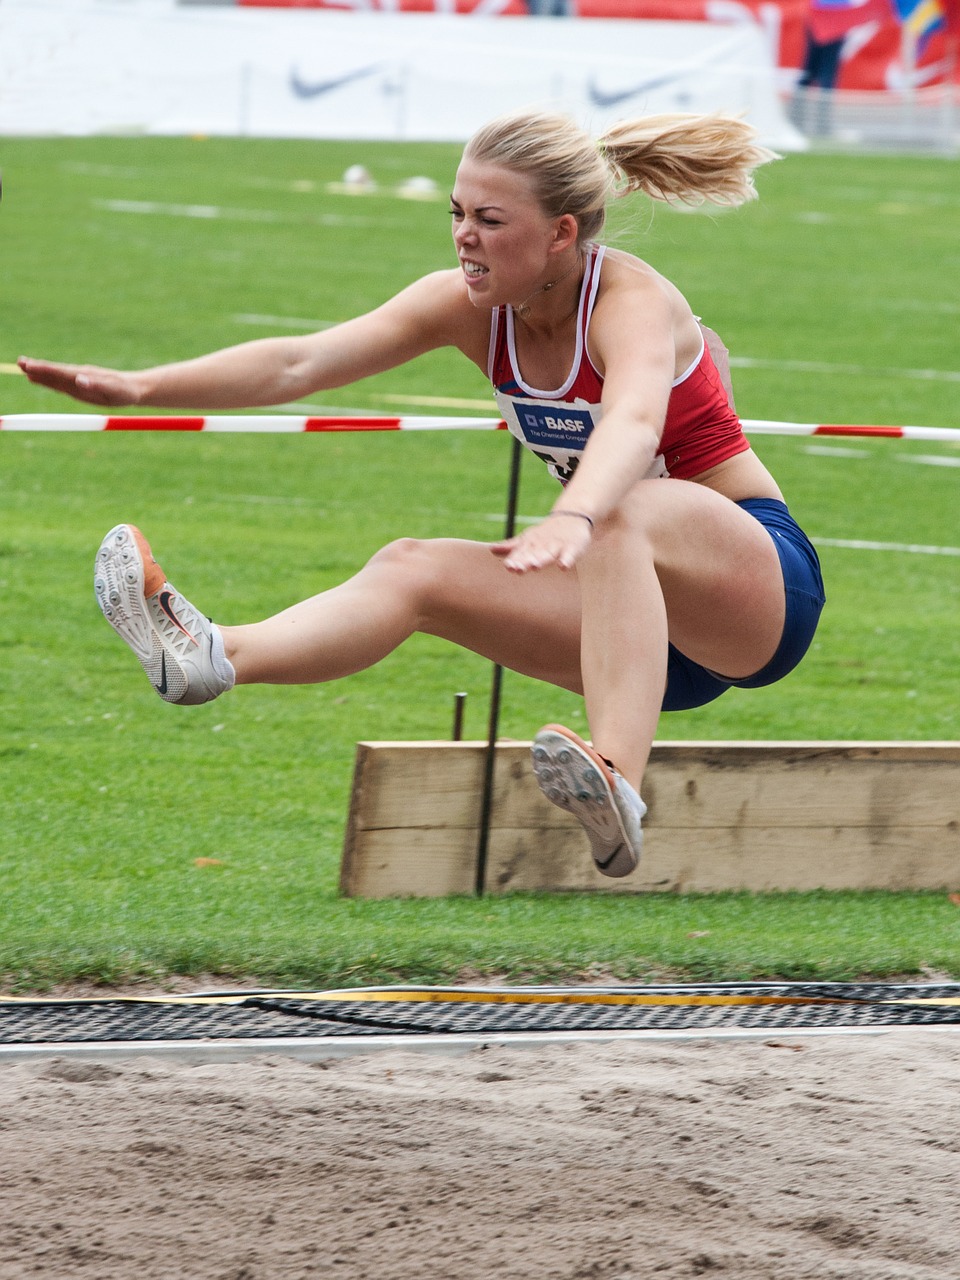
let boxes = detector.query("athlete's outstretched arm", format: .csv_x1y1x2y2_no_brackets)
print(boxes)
494,278,681,573
18,271,465,410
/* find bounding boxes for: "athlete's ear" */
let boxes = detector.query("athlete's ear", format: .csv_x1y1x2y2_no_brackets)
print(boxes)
549,214,579,254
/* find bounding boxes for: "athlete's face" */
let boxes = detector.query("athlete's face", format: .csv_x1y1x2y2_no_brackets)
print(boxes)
450,158,569,309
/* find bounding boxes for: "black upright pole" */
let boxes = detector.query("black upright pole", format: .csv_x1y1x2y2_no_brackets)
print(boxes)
475,433,523,896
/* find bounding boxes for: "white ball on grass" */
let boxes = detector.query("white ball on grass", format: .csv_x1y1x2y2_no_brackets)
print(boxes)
398,175,438,200
342,164,375,192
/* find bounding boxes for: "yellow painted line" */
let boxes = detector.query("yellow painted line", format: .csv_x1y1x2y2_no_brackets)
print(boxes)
4,988,956,1009
0,989,850,1009
303,989,852,1008
0,990,843,1009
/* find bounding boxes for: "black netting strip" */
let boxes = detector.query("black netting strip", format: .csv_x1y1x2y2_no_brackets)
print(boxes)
2,983,959,1046
247,997,960,1035
0,1004,383,1045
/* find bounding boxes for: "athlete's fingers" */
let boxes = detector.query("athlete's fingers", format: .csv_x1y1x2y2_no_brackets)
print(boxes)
18,357,136,406
18,356,80,389
492,515,592,572
494,535,548,572
501,534,581,573
489,537,519,558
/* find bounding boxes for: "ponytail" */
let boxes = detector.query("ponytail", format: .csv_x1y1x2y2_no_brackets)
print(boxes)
598,113,778,209
463,109,777,245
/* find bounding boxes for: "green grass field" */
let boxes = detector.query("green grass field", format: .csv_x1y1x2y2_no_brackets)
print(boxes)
1,135,959,991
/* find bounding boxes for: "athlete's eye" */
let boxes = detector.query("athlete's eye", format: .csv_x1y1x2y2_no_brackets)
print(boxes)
449,208,500,227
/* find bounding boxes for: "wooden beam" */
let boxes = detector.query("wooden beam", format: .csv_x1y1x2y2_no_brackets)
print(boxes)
339,741,960,897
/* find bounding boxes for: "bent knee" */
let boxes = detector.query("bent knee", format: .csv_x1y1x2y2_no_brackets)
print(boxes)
367,537,435,589
365,537,454,617
367,536,425,569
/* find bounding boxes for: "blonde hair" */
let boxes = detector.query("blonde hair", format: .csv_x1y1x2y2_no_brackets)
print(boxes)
463,109,777,244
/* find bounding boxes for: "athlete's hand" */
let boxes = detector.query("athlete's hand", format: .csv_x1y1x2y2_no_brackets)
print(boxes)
491,512,594,573
18,357,142,407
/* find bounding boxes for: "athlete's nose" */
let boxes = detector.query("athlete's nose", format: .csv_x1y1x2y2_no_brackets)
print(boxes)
454,218,477,248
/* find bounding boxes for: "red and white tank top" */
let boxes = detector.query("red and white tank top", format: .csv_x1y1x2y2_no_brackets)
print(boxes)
487,242,750,486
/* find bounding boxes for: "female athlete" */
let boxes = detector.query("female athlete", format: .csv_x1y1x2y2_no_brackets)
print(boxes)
18,109,825,879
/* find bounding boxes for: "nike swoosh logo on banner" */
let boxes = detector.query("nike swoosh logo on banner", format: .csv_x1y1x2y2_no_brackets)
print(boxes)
289,64,382,100
587,72,682,109
155,651,169,697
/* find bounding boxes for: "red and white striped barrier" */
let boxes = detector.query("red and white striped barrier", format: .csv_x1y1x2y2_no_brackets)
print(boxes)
741,420,960,442
0,413,504,433
1,414,959,442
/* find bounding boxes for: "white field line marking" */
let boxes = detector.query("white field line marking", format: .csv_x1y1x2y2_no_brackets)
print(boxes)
0,1026,887,1066
92,199,407,230
267,401,373,415
899,454,960,468
803,444,871,458
0,363,22,375
805,444,960,466
876,299,960,315
229,494,319,507
730,356,960,384
96,198,276,221
262,401,361,415
814,537,960,557
233,313,337,330
67,165,444,203
249,394,496,414
62,161,147,179
371,393,497,411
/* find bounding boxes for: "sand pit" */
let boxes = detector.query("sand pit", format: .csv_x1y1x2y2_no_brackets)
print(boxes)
1,1027,958,1278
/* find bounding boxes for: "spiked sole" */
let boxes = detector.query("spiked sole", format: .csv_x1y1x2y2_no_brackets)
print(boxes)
531,725,642,878
94,524,195,703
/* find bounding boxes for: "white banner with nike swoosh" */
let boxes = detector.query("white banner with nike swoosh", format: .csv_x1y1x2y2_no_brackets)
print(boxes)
0,0,803,148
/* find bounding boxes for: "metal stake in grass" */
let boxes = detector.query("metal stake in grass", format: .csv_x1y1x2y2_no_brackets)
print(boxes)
451,692,467,742
475,434,524,897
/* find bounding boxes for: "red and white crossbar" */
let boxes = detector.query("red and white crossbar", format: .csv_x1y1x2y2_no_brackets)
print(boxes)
1,414,959,442
742,420,960,442
0,414,503,433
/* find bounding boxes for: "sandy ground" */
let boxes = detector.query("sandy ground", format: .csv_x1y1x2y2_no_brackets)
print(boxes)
1,1027,958,1279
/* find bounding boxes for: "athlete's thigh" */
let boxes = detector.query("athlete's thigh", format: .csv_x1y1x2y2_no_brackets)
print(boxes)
420,538,585,692
634,482,786,679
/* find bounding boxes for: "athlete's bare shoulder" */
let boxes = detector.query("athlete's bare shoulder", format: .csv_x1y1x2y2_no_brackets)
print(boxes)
589,246,701,379
597,246,684,309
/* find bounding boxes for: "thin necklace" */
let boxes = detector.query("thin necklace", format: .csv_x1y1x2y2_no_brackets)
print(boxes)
515,252,582,320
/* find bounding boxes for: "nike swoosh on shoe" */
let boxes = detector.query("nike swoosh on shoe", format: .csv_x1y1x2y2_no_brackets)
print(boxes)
155,651,169,697
157,590,198,643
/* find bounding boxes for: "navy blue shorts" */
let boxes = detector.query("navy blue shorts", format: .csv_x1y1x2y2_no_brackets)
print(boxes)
663,498,825,712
